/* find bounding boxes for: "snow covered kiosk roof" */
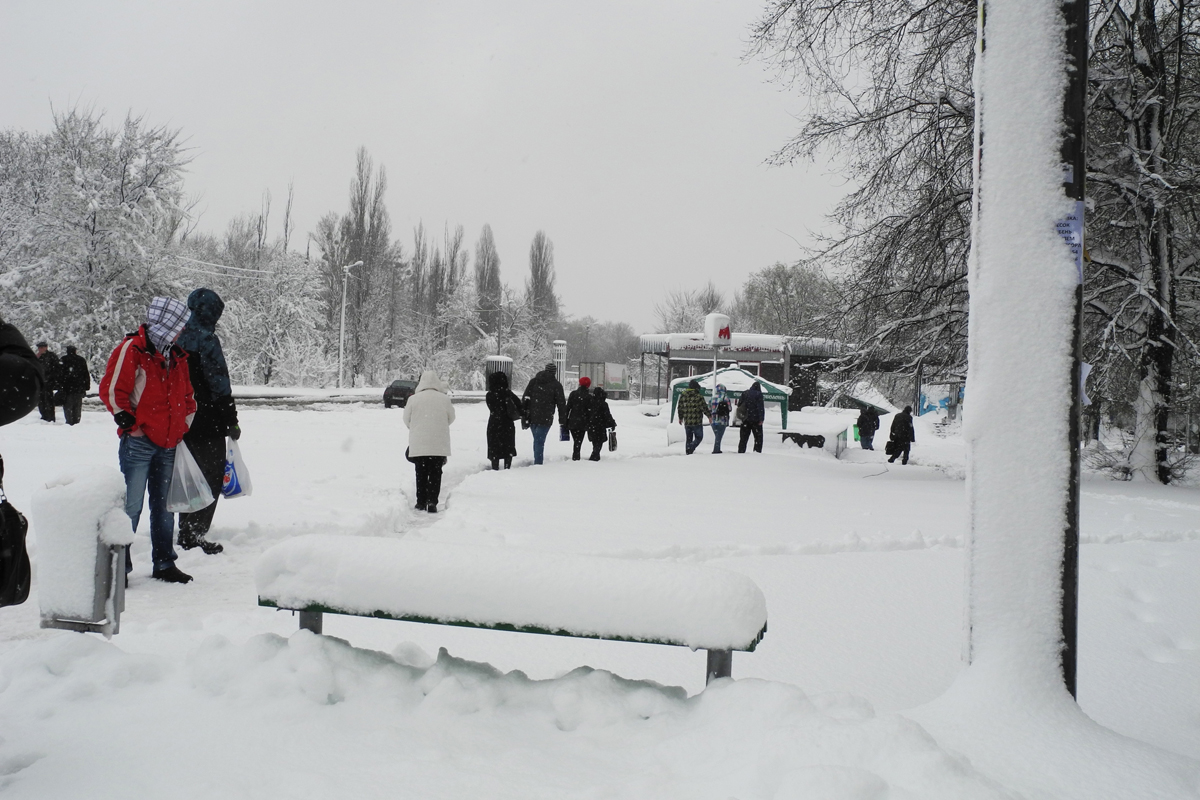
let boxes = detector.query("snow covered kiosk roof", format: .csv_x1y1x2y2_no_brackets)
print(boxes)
669,366,792,427
640,332,788,356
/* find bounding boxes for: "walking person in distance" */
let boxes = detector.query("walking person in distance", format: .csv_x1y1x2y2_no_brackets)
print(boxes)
34,342,60,422
887,406,916,465
565,376,593,461
404,370,455,512
856,406,881,451
58,345,91,426
677,379,710,455
585,386,617,461
485,370,521,470
737,380,766,454
521,363,566,465
710,383,731,454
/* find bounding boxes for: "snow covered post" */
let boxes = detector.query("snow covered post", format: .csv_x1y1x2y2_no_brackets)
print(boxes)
34,467,132,638
704,313,731,397
964,0,1083,695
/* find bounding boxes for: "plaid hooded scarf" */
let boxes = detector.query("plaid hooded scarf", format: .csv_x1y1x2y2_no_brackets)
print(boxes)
145,297,191,354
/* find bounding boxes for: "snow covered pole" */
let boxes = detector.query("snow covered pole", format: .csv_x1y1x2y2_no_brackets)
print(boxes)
964,0,1082,696
1058,0,1088,699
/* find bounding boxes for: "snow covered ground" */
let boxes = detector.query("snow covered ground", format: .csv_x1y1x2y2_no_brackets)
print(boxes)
0,402,1197,798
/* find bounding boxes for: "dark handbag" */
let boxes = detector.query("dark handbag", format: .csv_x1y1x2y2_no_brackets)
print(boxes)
608,429,617,452
0,493,31,608
559,424,570,442
405,446,415,463
884,441,896,455
507,394,523,422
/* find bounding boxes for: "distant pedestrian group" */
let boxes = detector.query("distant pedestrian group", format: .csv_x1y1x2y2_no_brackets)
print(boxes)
676,378,765,455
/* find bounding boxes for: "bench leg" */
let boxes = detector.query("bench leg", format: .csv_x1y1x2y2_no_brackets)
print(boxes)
299,610,323,635
706,649,732,684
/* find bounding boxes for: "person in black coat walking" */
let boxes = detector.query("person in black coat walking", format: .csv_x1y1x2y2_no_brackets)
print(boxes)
0,317,43,428
59,346,91,426
34,342,60,422
887,406,916,465
565,376,593,461
856,407,880,451
485,370,521,470
737,381,766,454
0,314,42,608
585,387,617,461
175,288,239,555
521,363,567,465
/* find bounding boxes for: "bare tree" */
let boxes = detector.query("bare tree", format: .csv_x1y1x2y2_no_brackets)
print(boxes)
525,230,559,340
751,0,977,379
653,282,726,333
731,262,835,335
1084,0,1200,482
474,224,502,335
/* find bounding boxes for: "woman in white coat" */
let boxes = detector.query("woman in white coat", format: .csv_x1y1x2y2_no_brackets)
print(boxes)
403,370,456,512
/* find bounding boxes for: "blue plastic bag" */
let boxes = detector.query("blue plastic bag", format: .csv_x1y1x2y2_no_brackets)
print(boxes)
222,438,253,499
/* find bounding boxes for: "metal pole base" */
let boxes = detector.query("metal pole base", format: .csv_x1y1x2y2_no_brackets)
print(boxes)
298,610,323,634
706,649,732,684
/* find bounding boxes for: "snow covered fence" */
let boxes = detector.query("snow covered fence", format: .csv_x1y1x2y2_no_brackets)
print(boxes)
33,467,132,637
257,535,768,684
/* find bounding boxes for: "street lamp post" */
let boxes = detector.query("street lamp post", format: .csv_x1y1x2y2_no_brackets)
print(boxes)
338,260,364,389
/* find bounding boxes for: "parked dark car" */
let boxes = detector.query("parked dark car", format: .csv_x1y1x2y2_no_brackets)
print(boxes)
383,379,418,408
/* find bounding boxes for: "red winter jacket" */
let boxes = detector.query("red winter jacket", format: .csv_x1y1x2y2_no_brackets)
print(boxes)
99,326,197,449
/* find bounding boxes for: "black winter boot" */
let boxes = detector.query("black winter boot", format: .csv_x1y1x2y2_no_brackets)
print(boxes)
179,530,223,555
152,565,194,584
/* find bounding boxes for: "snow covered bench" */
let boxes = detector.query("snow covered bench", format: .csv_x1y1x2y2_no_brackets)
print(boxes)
256,535,768,684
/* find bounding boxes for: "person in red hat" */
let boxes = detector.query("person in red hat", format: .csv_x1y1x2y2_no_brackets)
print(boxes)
564,376,594,461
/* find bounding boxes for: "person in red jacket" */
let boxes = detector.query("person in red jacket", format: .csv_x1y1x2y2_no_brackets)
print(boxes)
99,297,198,584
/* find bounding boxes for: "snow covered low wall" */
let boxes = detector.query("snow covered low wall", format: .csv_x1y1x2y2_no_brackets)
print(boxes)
33,467,132,621
256,535,768,652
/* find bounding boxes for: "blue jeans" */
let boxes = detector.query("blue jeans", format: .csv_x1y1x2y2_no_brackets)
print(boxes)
860,432,875,450
684,425,704,454
119,434,179,572
711,423,727,453
530,424,551,465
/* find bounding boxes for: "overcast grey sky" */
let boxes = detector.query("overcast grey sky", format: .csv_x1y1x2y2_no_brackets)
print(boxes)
1,0,843,333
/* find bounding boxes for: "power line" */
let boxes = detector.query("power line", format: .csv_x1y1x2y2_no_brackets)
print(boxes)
171,254,271,275
172,264,267,280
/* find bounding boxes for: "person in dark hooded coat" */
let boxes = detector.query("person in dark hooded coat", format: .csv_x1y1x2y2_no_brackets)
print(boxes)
564,376,593,461
0,314,41,608
856,406,880,450
59,346,91,426
0,316,43,429
521,363,567,465
585,387,617,461
485,370,521,470
175,288,239,555
887,406,916,465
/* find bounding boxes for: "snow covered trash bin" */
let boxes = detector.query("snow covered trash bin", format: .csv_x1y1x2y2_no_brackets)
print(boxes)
35,467,133,637
257,535,768,684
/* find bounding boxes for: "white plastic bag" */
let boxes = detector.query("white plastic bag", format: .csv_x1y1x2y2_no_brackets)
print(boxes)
222,438,252,499
166,440,215,513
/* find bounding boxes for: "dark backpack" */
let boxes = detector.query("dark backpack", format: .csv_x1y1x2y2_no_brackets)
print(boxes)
0,484,31,608
716,400,731,416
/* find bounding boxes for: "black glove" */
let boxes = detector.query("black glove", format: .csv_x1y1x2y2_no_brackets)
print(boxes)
113,410,136,431
228,424,241,441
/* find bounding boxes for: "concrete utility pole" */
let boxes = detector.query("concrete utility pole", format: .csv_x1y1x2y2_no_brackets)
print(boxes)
337,261,363,389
